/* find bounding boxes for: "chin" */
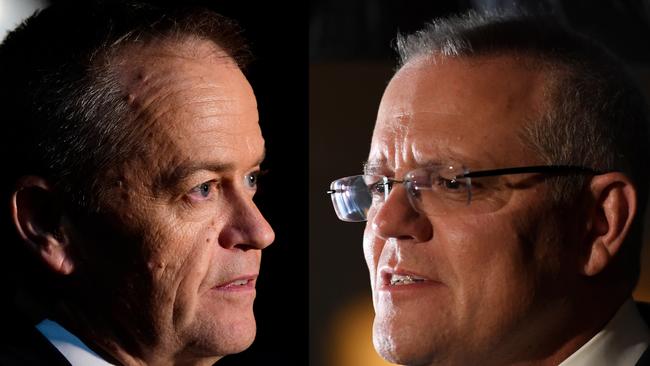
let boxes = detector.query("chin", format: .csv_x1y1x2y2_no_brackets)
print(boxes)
227,315,257,353
183,306,258,358
372,313,446,366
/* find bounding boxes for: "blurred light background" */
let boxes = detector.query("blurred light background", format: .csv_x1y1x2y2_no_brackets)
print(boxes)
0,0,48,41
310,1,650,366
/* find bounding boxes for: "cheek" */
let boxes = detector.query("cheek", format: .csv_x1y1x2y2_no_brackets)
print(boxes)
442,214,524,269
363,223,382,282
434,212,549,322
145,220,221,324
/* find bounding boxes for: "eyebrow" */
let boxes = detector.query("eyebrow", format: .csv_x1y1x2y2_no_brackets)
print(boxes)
154,151,266,192
362,156,480,176
362,161,384,175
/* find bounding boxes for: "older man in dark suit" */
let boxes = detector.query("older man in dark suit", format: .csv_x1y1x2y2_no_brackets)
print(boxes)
0,1,276,365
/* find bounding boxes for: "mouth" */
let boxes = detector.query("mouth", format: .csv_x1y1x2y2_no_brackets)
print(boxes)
379,268,435,291
388,273,426,286
213,275,258,291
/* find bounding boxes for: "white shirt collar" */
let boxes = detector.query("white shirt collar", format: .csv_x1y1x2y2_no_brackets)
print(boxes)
36,318,116,366
560,299,650,366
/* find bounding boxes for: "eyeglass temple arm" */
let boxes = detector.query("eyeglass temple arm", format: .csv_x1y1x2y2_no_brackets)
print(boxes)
460,165,602,179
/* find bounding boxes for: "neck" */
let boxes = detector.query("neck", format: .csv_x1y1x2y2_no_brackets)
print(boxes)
99,344,222,366
52,303,222,366
488,285,629,366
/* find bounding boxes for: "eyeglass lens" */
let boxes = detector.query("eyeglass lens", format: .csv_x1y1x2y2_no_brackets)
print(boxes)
329,165,514,222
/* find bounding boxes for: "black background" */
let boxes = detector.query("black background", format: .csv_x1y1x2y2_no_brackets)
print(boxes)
39,0,310,364
204,2,309,365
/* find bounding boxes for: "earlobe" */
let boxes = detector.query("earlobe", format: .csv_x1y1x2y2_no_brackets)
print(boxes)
11,176,75,275
581,174,636,276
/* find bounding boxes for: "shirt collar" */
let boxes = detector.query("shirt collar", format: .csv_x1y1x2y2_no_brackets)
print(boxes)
560,299,650,366
36,319,116,366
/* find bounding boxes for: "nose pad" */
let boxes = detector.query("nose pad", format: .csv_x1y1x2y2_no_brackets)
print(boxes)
370,184,433,243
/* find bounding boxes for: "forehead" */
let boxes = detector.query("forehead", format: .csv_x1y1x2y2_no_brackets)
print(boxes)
115,39,263,175
370,55,551,171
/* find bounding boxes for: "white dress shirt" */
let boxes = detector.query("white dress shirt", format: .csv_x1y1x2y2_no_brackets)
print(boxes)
560,299,650,366
36,319,116,366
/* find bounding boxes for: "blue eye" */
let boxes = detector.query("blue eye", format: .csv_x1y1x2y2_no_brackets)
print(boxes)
197,182,211,197
189,181,215,200
245,172,260,189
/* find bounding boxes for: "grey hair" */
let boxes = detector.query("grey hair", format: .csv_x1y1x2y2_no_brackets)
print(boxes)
393,10,650,285
394,10,649,203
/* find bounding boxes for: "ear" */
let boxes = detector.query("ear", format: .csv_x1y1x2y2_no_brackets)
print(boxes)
11,176,74,275
581,172,636,276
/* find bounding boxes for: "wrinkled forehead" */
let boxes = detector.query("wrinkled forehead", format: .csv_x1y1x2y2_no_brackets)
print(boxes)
103,39,263,178
369,55,551,171
116,38,254,106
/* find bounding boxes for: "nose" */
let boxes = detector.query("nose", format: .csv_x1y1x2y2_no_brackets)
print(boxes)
218,189,275,250
370,184,432,243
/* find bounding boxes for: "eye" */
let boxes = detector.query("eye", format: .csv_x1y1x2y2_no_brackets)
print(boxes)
244,171,261,190
188,180,217,201
436,177,466,191
405,181,420,198
368,181,390,195
369,182,384,194
368,180,390,200
444,178,460,190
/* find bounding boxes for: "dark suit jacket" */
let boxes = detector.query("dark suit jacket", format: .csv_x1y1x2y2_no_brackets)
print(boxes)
0,314,71,366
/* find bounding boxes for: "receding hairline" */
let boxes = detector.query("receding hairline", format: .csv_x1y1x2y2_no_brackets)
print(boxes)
100,35,240,77
393,50,567,144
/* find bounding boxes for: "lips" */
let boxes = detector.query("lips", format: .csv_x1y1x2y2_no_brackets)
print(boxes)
389,273,426,285
213,275,258,291
379,267,436,290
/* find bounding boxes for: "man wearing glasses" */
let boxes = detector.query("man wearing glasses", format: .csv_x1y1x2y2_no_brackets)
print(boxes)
329,11,650,366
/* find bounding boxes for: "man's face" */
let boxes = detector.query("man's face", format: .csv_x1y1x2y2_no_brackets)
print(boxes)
74,40,275,362
364,56,580,365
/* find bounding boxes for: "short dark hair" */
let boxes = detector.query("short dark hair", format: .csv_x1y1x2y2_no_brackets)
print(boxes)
394,10,650,286
0,0,250,311
0,0,249,211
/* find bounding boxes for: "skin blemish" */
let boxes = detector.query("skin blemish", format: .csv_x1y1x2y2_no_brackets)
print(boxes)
147,261,165,271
